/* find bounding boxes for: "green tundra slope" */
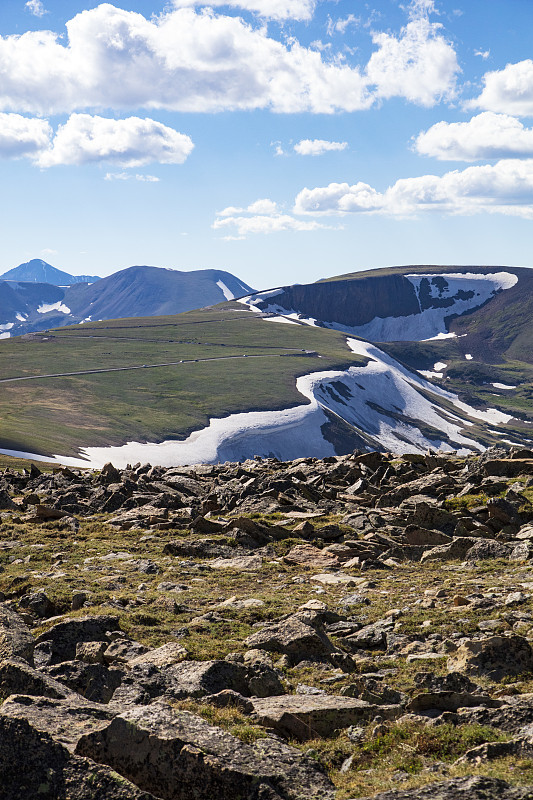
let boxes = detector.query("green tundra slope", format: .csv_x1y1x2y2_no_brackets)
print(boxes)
0,304,366,457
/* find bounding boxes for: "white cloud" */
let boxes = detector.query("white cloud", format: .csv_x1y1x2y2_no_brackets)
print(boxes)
214,213,328,235
247,198,279,214
366,2,459,106
294,138,348,156
0,5,372,115
36,114,193,167
214,196,332,235
293,158,533,219
474,49,490,60
104,172,160,182
0,112,51,158
327,14,360,36
218,198,279,216
172,0,316,21
25,0,47,17
470,59,533,116
415,112,533,161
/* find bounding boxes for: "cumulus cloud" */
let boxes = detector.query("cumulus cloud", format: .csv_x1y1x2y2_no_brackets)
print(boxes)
0,5,372,115
0,2,459,116
36,114,194,168
0,112,51,158
172,0,316,21
470,59,533,116
293,158,533,219
366,1,459,106
214,196,331,235
415,112,533,161
214,213,328,235
25,0,47,17
218,199,279,216
294,138,348,155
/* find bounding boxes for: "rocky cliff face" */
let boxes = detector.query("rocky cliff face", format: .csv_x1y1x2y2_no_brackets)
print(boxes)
244,267,524,343
258,274,421,328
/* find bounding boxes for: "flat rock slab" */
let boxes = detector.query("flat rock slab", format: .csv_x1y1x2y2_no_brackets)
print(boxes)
76,701,335,800
408,690,501,713
251,694,400,741
359,776,533,800
283,545,340,568
0,715,158,800
210,555,263,570
129,642,188,668
1,694,115,752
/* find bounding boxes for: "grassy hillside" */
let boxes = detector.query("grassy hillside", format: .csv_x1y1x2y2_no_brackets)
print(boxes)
0,304,366,457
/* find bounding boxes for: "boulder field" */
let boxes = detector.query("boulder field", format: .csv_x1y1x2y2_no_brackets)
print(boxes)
1,445,533,798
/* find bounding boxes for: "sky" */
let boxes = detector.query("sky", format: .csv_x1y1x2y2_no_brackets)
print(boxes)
1,0,533,289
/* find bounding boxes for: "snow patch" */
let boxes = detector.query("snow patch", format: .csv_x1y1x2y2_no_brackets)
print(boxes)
15,313,26,322
216,280,236,301
37,302,71,315
465,354,473,360
0,323,14,331
422,332,458,341
418,370,443,380
492,382,516,390
37,335,514,470
434,362,448,371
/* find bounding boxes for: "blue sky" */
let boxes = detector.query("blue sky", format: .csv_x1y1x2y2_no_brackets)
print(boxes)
1,0,533,288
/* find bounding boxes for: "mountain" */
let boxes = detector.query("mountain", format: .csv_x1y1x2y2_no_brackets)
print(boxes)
0,265,254,337
0,259,99,285
0,265,530,466
64,266,253,323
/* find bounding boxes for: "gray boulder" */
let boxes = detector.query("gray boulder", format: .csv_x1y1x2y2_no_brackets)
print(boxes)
1,693,115,752
34,615,120,665
420,537,476,564
447,635,533,681
0,605,34,665
0,715,158,800
76,701,335,800
244,612,335,664
251,694,400,741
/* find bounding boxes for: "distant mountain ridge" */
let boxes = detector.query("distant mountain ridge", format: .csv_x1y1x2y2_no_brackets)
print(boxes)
0,263,254,337
0,264,531,463
0,259,99,285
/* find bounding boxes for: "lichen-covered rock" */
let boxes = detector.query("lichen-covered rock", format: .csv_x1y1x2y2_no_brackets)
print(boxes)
251,694,400,740
45,660,124,703
0,605,34,665
244,612,335,664
34,614,120,665
0,715,158,800
447,635,533,681
0,658,71,700
76,701,335,800
1,693,115,752
420,537,476,564
359,776,533,800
